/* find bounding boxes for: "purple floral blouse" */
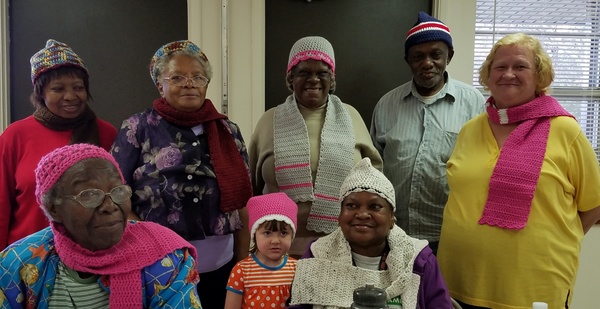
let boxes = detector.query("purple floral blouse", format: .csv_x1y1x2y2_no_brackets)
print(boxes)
111,108,248,241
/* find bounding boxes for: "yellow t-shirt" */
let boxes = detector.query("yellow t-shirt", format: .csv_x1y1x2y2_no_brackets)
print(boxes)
438,114,600,309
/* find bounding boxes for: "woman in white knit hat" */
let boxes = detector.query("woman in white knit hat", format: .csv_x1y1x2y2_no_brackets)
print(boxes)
288,157,452,309
249,36,383,258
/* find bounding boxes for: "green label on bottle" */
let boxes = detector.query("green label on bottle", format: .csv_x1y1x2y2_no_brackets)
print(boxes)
388,295,402,309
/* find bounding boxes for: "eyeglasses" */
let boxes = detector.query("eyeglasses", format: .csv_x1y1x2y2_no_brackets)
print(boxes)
61,185,132,209
163,75,209,87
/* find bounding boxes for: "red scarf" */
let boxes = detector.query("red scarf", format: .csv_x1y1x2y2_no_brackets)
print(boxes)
52,221,196,308
480,95,573,229
153,97,252,212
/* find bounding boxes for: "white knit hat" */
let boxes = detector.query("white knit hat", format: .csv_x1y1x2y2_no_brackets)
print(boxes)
287,36,336,73
339,158,396,211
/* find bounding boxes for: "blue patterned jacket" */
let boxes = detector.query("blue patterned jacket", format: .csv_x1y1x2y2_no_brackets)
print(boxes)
0,227,201,308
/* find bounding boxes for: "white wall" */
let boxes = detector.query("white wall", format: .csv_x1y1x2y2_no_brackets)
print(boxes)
435,0,477,85
187,0,264,140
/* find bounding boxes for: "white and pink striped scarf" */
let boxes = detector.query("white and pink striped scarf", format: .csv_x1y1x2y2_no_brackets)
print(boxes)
273,94,354,233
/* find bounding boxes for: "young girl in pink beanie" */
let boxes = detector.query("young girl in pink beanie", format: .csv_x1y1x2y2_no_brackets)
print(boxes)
225,192,298,309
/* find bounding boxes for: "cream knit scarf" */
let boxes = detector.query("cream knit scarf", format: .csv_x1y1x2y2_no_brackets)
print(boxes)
273,94,355,233
290,226,427,309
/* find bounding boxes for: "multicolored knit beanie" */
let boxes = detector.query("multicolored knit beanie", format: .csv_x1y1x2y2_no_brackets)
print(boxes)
30,39,88,84
405,11,453,56
149,40,210,86
339,157,396,211
247,192,298,238
287,36,336,73
35,143,125,206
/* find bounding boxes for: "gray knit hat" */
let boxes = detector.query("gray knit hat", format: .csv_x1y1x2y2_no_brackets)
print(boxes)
287,36,335,73
339,158,396,211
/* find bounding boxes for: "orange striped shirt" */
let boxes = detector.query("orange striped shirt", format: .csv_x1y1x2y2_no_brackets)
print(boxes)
226,254,297,309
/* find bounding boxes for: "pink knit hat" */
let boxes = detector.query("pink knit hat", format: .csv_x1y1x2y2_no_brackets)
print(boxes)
35,143,125,206
247,192,298,238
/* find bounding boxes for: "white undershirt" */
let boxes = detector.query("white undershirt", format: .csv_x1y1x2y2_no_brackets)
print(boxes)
351,252,381,271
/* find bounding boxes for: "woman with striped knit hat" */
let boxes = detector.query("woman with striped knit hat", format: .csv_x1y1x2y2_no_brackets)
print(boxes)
0,39,116,251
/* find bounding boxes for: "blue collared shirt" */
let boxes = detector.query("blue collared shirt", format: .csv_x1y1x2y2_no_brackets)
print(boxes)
370,74,485,242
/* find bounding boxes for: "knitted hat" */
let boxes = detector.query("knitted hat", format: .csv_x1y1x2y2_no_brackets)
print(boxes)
149,40,209,85
247,192,298,238
35,144,125,206
287,36,335,73
30,39,88,84
339,158,396,211
405,11,453,56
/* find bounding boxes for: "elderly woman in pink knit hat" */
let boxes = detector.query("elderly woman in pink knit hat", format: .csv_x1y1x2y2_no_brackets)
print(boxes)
249,36,383,258
0,39,117,251
0,143,201,308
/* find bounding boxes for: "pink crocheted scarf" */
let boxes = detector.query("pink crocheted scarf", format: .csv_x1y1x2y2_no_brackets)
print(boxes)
479,95,573,230
51,221,196,308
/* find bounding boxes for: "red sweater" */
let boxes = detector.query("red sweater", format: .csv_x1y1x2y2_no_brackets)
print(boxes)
0,115,117,250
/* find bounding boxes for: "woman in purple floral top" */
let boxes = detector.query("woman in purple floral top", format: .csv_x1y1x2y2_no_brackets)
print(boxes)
110,40,252,309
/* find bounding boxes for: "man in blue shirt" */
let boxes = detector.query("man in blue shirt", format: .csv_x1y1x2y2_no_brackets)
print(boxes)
370,11,485,254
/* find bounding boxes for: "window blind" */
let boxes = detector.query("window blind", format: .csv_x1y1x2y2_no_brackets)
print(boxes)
474,0,600,161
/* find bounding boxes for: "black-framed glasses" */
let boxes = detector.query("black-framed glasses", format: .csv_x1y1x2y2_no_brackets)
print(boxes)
61,185,132,209
163,75,209,87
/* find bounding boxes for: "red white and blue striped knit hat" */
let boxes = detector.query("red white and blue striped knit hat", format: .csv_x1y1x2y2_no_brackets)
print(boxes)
35,143,125,206
405,11,453,56
30,39,88,84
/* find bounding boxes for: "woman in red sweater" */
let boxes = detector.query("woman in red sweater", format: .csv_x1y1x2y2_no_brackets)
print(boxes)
0,39,117,250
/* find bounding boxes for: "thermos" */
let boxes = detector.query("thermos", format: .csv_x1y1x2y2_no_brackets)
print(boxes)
350,284,389,309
